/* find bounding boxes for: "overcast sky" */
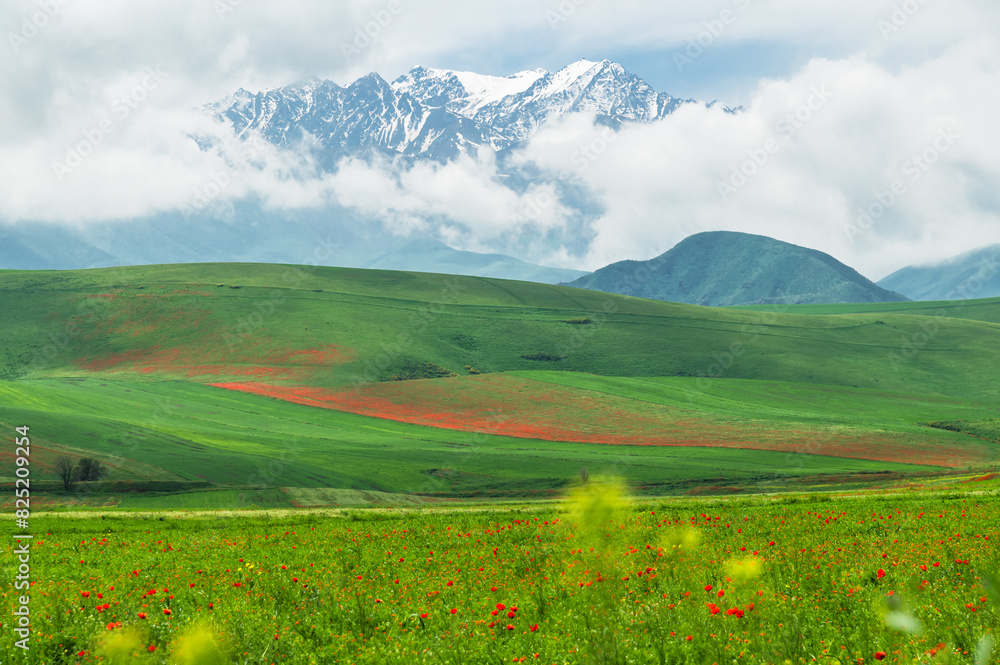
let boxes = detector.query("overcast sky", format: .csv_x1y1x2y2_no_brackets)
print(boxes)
1,0,999,278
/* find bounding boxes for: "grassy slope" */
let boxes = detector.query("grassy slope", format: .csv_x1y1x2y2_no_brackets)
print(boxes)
1,264,999,398
1,264,999,500
0,378,929,500
732,296,1000,324
209,373,1000,466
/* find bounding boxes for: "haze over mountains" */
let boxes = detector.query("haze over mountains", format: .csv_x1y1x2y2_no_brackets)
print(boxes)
567,232,909,306
0,58,993,305
878,244,1000,301
0,59,716,277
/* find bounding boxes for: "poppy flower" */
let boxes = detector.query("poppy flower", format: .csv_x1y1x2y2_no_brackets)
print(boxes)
874,652,887,660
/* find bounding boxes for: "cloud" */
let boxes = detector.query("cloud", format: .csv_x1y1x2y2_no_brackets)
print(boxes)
0,0,998,276
512,40,1000,278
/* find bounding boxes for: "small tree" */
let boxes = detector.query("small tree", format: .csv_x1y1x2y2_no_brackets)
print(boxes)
55,456,76,491
76,457,108,482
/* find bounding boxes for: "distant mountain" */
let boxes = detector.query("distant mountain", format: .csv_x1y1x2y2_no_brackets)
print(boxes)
877,245,1000,301
566,231,909,306
3,60,739,274
366,238,588,284
212,59,720,162
0,223,116,270
0,217,588,285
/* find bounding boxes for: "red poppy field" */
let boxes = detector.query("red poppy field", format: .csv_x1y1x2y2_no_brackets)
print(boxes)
4,487,998,664
209,374,993,468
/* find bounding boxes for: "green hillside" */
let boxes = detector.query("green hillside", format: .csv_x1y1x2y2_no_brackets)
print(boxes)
0,263,998,504
566,231,908,306
734,295,1000,324
1,263,997,397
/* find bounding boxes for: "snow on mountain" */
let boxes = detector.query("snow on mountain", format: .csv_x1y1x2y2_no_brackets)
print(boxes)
212,59,715,161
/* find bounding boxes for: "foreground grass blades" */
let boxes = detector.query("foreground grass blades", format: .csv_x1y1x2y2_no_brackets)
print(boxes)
2,488,998,664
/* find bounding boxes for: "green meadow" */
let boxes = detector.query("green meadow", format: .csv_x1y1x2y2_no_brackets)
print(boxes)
0,263,998,508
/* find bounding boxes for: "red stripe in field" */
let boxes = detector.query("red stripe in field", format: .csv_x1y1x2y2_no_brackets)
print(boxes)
75,344,351,380
208,378,979,468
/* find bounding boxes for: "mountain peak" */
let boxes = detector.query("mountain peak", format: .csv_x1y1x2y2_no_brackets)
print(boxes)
216,59,705,160
568,231,909,306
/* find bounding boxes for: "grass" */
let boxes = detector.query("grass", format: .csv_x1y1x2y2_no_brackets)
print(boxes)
1,263,999,504
0,263,998,399
732,295,1000,324
3,487,998,664
0,378,936,507
2,263,998,663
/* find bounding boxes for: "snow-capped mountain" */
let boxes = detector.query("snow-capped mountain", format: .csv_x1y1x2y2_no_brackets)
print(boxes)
214,59,713,161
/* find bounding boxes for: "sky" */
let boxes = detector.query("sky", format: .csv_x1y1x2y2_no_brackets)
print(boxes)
1,0,999,279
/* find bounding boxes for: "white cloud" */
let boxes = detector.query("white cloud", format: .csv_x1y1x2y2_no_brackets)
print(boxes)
511,41,1000,278
0,0,998,276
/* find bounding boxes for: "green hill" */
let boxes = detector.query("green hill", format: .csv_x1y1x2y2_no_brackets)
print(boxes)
1,263,998,504
567,231,908,306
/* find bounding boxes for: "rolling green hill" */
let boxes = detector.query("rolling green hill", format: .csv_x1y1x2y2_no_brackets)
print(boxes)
566,231,908,306
1,263,998,504
0,263,996,397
